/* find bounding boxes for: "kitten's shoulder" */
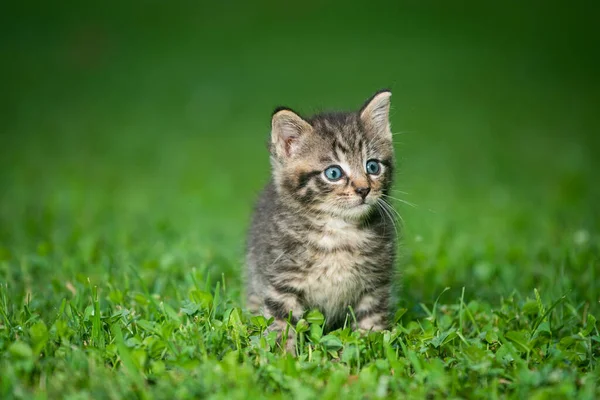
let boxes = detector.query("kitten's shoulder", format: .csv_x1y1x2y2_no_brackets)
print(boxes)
249,180,280,233
254,180,278,214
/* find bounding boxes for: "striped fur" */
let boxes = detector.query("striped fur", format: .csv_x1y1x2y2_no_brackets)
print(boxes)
246,91,397,345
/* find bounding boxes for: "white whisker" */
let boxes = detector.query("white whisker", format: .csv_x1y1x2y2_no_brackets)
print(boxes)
379,198,405,228
376,199,400,238
381,193,418,208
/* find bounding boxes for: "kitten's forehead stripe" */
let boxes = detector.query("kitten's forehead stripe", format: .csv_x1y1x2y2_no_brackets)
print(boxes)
332,138,351,156
334,145,346,164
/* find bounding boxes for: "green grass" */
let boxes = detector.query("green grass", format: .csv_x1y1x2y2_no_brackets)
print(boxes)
1,1,599,398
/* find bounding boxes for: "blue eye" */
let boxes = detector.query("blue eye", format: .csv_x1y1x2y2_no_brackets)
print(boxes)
324,165,344,181
366,160,381,175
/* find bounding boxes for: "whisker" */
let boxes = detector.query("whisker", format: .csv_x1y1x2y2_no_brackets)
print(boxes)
376,199,400,238
374,200,387,233
381,193,418,208
379,198,405,228
391,130,415,136
383,201,401,236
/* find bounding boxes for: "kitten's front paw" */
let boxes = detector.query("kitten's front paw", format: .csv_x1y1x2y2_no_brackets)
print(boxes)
283,334,297,356
266,319,297,356
357,314,388,333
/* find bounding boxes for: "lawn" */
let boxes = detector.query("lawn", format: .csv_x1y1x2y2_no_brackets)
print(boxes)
1,2,599,398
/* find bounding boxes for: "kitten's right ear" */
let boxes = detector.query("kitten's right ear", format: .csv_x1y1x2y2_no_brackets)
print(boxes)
271,107,313,158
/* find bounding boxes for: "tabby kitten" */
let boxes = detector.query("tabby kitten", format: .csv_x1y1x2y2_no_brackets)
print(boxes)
246,90,397,344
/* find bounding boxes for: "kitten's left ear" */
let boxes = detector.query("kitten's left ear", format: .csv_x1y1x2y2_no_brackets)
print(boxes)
360,90,392,139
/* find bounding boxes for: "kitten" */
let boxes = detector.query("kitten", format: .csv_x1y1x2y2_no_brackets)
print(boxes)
246,90,397,348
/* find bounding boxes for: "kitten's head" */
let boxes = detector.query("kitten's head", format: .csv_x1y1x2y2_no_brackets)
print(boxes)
270,90,395,220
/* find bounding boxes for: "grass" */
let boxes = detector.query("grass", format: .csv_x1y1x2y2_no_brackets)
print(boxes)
1,1,599,398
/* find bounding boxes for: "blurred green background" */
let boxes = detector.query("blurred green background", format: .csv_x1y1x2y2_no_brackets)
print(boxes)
1,1,599,312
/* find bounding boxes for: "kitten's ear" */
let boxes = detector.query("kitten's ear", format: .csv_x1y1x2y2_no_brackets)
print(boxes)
360,90,392,139
271,107,313,158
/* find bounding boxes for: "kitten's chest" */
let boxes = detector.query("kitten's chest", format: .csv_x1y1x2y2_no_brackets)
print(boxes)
298,219,374,316
306,218,371,251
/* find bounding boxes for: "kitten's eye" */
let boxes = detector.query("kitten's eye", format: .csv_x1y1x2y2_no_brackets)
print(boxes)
366,160,381,175
324,165,344,181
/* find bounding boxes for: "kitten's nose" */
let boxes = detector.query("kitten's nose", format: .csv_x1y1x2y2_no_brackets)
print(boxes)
355,186,371,199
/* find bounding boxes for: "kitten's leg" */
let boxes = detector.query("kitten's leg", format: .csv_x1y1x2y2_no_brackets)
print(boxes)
355,286,390,332
263,285,305,354
246,293,261,314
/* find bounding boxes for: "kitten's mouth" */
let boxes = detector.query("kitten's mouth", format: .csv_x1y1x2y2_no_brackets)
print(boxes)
356,196,376,207
348,198,375,212
340,201,376,220
317,196,377,219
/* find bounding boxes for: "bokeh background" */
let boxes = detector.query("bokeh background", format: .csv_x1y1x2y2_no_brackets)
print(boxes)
1,1,599,313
